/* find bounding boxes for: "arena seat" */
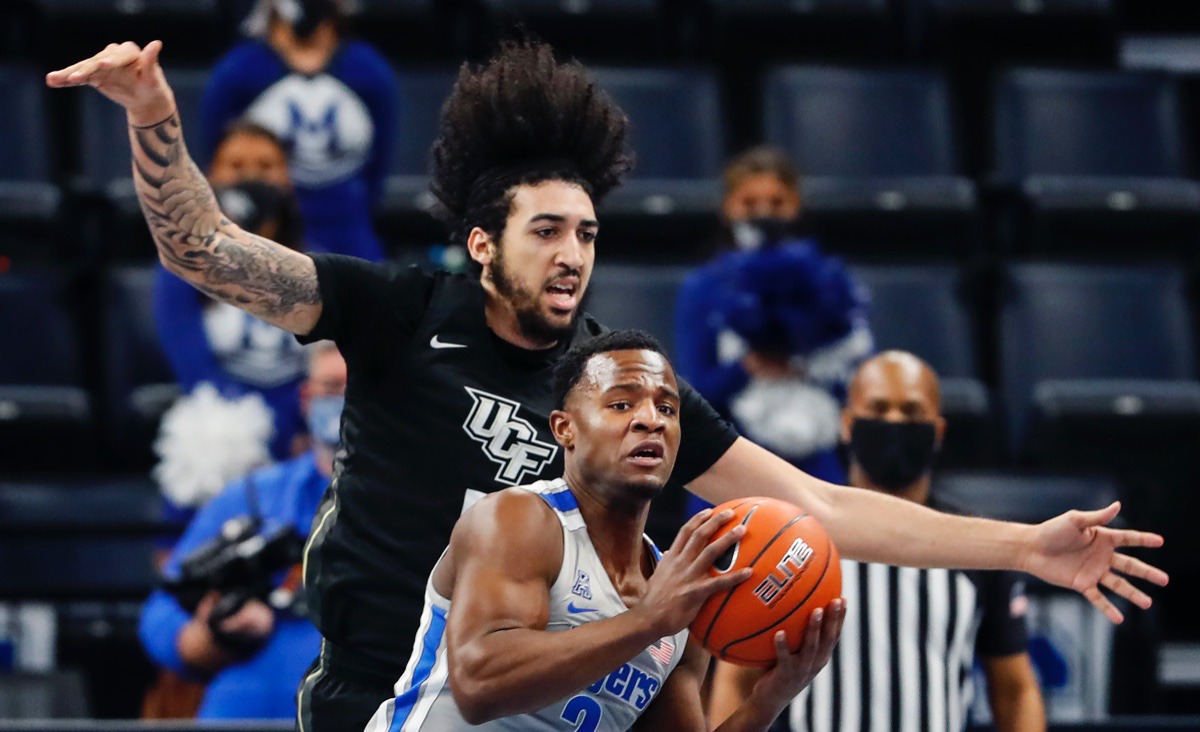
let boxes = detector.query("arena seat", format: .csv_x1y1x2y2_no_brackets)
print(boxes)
933,470,1120,525
700,0,901,64
991,69,1200,255
476,0,671,63
334,0,448,62
76,67,209,259
102,266,178,468
0,477,164,598
999,264,1198,450
851,265,996,466
764,67,977,258
0,476,166,537
585,264,692,362
378,67,458,246
589,68,725,260
999,264,1200,603
28,0,225,65
0,66,63,264
0,271,94,473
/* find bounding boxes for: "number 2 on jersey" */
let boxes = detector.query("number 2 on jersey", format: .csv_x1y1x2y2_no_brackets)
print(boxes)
561,694,602,731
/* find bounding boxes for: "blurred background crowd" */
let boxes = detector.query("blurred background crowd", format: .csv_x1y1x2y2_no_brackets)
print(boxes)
3,0,1200,728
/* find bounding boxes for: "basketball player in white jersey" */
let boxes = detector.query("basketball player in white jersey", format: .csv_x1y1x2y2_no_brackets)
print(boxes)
365,330,846,731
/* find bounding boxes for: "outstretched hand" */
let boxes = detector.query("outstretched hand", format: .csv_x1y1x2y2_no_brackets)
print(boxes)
1023,501,1168,623
46,40,176,126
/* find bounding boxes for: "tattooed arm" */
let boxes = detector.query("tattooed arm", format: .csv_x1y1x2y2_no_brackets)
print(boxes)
47,41,322,335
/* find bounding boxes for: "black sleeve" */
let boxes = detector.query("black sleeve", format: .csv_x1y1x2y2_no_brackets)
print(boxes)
673,378,740,485
973,571,1031,658
297,254,437,359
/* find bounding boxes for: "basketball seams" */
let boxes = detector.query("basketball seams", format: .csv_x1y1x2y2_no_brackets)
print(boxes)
719,531,835,663
700,512,809,648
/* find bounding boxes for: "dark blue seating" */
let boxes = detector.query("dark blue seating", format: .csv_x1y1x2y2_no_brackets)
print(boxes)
0,67,62,263
0,271,94,472
589,68,725,258
102,266,177,467
933,470,1120,525
381,68,457,218
477,0,671,63
700,0,900,64
591,67,724,214
585,265,693,362
852,265,995,466
764,67,976,256
30,1,225,68
1000,264,1197,450
999,264,1200,590
992,69,1200,253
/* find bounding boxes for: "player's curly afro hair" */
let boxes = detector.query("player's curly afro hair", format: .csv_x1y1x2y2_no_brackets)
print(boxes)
430,41,634,247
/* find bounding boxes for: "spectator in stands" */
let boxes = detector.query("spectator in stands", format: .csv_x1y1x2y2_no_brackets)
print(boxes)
207,119,292,189
139,342,345,720
201,0,398,262
154,127,309,461
709,351,1046,732
675,147,872,516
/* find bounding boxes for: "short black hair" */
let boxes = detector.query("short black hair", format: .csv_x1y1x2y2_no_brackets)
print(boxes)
430,41,634,248
723,145,801,196
551,330,668,409
215,118,285,156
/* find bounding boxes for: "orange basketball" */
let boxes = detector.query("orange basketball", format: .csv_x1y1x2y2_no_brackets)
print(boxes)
690,497,842,667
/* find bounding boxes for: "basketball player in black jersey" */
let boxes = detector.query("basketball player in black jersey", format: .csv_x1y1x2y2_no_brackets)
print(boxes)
50,39,1167,732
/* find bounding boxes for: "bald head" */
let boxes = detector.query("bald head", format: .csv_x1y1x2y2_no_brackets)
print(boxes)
846,351,941,419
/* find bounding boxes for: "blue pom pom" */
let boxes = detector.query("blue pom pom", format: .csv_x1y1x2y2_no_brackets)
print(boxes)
706,239,867,355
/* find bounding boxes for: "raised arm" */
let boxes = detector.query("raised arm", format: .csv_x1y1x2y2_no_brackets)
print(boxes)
688,437,1169,623
441,494,749,724
46,41,322,335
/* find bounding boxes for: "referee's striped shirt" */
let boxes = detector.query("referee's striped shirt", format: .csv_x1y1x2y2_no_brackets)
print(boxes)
787,557,1028,732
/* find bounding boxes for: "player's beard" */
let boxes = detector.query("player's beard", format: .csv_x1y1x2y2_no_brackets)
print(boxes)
491,245,580,344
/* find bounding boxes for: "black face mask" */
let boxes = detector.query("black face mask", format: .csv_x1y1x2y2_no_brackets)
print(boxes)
848,418,938,491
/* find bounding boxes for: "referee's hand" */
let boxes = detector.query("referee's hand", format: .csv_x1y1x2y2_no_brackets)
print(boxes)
1023,501,1168,624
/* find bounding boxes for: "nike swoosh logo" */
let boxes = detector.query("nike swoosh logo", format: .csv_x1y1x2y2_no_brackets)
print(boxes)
430,335,468,350
567,602,597,614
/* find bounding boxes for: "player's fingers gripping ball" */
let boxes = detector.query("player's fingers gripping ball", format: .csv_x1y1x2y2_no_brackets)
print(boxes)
690,497,842,667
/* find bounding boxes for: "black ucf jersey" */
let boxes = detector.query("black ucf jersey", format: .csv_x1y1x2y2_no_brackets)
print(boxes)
297,254,738,674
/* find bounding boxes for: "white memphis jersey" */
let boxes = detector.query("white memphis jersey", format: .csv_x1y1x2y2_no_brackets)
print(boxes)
364,478,688,732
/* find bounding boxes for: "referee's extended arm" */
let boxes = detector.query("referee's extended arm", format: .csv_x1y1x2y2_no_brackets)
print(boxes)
47,41,324,337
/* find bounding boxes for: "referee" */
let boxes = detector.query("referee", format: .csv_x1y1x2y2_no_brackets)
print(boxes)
710,351,1046,732
48,39,1164,732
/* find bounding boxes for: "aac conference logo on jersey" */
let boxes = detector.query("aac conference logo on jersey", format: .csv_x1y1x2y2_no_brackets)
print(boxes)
462,387,558,486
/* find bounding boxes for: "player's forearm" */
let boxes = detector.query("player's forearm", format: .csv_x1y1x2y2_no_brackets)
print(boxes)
988,673,1047,732
711,688,788,732
127,113,321,333
450,608,663,724
707,661,766,726
823,479,1033,570
691,439,1034,571
992,690,1047,732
